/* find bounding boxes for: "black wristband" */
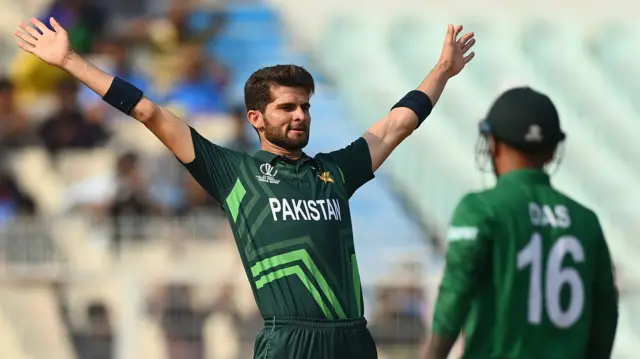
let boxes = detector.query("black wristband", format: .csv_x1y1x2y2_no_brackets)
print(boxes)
102,77,144,115
391,90,433,128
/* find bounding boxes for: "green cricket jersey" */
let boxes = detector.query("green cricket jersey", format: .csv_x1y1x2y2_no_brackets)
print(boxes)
432,169,618,359
181,127,373,320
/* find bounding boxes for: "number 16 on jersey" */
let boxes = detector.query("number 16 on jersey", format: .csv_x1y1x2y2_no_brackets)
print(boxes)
517,233,585,329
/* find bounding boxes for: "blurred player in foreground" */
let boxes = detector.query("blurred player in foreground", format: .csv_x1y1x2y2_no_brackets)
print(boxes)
425,88,619,359
15,17,475,359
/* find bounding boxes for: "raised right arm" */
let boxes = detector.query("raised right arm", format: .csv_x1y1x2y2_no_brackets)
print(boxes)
15,17,195,163
63,54,194,163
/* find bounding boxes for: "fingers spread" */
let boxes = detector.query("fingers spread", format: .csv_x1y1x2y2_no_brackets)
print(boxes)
16,38,35,52
29,17,50,34
446,24,455,43
15,31,37,46
454,25,464,38
464,52,476,64
462,38,476,53
458,32,474,46
19,22,40,40
49,17,65,33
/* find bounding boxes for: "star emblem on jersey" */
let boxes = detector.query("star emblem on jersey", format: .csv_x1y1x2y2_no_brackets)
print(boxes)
257,163,280,184
319,171,334,183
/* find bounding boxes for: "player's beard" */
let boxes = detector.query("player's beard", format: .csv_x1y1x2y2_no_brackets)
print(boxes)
263,118,310,151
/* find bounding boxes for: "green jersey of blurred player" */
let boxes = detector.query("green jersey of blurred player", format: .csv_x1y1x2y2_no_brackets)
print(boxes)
425,88,619,359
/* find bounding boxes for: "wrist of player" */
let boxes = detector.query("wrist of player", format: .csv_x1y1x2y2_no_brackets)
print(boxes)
433,59,456,78
60,51,80,72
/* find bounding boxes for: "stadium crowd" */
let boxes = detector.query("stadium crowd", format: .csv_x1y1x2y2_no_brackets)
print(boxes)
0,1,432,358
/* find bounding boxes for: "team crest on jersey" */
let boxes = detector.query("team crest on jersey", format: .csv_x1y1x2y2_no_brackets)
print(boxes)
318,171,334,183
257,163,280,184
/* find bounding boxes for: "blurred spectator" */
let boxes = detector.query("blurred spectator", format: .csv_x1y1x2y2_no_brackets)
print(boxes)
173,171,227,241
9,53,70,109
85,0,150,29
146,0,226,53
369,285,427,344
0,168,36,225
144,0,227,92
0,78,39,151
71,301,113,359
40,0,108,54
176,173,218,215
211,282,240,318
148,282,213,359
60,151,164,218
399,284,428,319
110,152,164,247
164,43,230,117
79,36,153,123
0,165,57,267
370,289,394,325
228,105,253,152
38,79,110,155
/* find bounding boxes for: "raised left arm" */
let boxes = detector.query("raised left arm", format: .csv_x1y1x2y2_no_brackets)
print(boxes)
363,24,476,172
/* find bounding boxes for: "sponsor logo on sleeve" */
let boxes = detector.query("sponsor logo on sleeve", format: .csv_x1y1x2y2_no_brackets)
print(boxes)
447,226,479,242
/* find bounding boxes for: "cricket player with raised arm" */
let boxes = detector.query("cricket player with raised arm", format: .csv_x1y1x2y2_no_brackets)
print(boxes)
15,17,475,359
425,87,619,359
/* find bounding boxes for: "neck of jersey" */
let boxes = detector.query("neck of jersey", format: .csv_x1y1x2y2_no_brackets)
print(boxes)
497,168,550,186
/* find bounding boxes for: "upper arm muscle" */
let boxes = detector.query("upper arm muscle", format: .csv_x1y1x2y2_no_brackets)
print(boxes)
133,98,195,163
364,110,415,172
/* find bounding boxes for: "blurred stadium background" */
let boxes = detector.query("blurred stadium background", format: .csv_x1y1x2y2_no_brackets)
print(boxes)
0,0,637,358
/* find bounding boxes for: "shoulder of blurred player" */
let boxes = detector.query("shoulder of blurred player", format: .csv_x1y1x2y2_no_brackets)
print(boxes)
452,190,495,219
545,185,604,232
446,191,495,243
547,184,598,213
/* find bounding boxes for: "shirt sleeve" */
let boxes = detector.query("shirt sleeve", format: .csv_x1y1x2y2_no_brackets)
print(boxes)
431,193,492,339
180,126,244,205
586,216,619,359
325,137,375,197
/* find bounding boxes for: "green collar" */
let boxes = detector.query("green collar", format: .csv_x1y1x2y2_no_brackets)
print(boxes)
253,150,312,164
497,168,550,185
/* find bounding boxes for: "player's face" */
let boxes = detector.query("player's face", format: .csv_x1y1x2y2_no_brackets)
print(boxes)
261,85,311,151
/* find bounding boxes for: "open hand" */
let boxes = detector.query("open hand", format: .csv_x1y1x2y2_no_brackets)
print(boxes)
14,17,72,68
437,24,476,78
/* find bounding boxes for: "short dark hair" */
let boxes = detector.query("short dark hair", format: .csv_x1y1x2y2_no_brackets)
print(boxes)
244,65,315,112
